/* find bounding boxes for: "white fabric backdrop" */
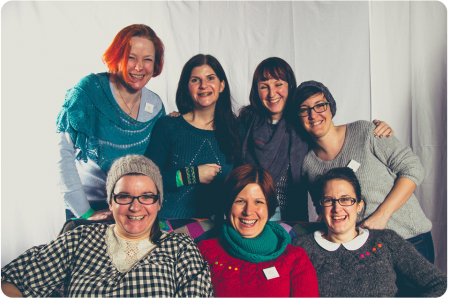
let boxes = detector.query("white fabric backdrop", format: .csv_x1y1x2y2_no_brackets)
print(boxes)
1,1,446,273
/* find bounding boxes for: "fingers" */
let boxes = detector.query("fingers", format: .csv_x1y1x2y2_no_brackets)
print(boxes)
372,120,393,138
206,163,221,169
167,111,180,117
198,164,222,184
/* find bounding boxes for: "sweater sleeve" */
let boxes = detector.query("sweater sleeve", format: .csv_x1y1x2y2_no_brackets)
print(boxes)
383,230,446,297
1,228,82,297
175,236,214,297
289,247,319,297
144,117,179,192
57,132,91,217
368,122,425,186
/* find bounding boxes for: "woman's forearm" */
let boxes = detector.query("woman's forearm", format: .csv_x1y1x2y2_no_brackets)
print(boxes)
377,177,417,216
362,177,417,229
1,281,23,297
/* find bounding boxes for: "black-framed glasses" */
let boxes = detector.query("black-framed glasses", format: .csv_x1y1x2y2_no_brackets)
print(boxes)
112,192,159,205
298,102,330,117
320,197,357,207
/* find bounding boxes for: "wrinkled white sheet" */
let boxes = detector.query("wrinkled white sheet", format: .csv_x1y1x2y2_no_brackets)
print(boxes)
1,1,446,273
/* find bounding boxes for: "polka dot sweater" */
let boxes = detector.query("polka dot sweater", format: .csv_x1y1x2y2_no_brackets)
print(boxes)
197,237,319,297
292,229,446,297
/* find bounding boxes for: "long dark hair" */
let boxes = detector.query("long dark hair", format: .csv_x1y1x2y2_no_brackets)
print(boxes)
175,54,242,164
239,57,297,128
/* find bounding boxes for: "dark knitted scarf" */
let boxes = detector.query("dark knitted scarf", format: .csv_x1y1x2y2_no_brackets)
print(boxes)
220,221,291,263
242,114,307,186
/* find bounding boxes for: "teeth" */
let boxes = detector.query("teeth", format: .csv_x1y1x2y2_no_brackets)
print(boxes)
269,98,280,103
198,92,212,96
127,216,145,220
332,216,346,220
131,74,144,79
312,121,322,126
240,219,257,225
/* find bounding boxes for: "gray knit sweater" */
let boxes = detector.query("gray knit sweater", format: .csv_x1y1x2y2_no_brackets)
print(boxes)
292,229,446,297
301,120,432,239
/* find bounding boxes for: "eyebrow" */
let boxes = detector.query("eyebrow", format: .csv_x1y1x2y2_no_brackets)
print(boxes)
190,73,217,78
129,52,154,58
300,97,327,107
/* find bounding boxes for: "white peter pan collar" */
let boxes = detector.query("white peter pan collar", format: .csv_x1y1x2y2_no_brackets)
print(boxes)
314,228,370,251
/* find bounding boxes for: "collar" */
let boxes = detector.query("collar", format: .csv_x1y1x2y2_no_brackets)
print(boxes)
314,227,369,251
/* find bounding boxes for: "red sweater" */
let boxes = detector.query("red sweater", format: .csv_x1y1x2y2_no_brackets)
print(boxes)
197,237,319,297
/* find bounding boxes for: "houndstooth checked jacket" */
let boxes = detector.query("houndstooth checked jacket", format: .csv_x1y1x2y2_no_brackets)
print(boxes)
1,224,213,297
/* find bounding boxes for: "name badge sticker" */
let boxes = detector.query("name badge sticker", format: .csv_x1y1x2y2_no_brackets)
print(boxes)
347,159,361,172
263,266,280,280
145,102,154,114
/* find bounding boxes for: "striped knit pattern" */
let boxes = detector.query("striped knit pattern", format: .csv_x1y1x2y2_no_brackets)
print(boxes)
301,120,431,239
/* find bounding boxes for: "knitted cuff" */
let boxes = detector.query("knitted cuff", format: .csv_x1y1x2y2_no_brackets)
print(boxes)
194,165,200,184
176,170,184,187
179,166,199,185
80,208,95,220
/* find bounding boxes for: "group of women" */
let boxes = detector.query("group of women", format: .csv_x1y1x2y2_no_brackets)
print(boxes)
1,24,446,297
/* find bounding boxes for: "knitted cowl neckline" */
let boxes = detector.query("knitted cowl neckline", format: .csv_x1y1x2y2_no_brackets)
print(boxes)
220,221,291,263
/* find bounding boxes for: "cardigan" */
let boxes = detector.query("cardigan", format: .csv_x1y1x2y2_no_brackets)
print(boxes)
56,73,165,217
301,120,432,239
292,229,446,297
1,224,213,297
197,236,319,297
144,115,236,218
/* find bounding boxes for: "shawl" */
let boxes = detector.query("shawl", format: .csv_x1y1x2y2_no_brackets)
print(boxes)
56,73,165,173
220,221,291,263
242,114,308,185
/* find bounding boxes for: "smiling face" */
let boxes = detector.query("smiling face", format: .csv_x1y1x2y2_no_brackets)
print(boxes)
117,36,155,92
188,64,225,110
322,179,364,242
229,183,268,238
109,175,161,241
258,79,289,121
299,92,333,139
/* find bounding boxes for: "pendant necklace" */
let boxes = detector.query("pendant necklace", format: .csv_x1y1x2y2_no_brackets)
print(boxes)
116,82,141,115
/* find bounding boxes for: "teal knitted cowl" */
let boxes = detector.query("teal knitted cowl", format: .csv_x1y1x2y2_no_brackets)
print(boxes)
56,73,165,173
220,221,291,263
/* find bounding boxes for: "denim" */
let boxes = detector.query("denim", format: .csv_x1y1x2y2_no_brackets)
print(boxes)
395,231,435,297
406,231,435,264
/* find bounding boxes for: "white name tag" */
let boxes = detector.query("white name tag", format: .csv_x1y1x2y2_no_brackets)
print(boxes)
263,266,279,280
347,159,361,172
144,102,154,114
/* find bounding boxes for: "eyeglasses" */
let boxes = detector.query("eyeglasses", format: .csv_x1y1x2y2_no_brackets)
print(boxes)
112,193,159,205
320,197,357,207
298,102,330,117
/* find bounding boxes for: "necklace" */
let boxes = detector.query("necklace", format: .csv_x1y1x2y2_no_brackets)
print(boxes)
115,82,141,115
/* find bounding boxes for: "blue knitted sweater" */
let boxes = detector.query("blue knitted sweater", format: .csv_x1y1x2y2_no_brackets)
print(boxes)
144,116,236,218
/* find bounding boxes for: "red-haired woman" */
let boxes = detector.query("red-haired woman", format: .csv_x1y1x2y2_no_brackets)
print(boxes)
197,164,319,297
56,24,166,221
240,57,392,221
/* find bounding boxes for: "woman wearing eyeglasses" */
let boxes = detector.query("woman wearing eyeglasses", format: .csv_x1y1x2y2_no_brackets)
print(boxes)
240,58,392,221
293,81,434,264
292,167,446,297
1,155,213,297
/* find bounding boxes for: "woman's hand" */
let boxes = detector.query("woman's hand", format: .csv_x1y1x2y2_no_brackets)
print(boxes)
198,164,221,184
168,111,180,117
87,209,113,221
372,119,394,138
1,282,23,297
360,210,390,230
